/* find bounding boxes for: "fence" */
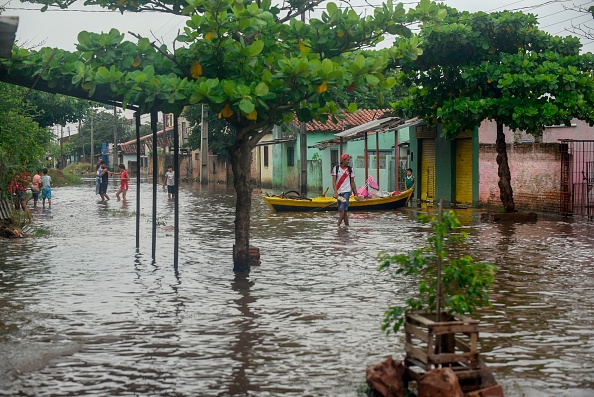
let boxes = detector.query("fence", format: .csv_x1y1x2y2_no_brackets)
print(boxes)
560,140,594,220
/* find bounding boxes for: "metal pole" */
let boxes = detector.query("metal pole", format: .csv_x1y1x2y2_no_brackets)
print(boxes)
173,115,180,271
113,106,118,171
135,112,141,250
299,8,307,195
200,105,209,185
151,110,158,260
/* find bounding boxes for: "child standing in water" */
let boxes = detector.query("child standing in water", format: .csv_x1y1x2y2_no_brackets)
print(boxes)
40,168,52,209
110,164,130,201
163,165,175,200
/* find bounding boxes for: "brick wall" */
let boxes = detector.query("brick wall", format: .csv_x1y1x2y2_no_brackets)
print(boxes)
479,143,561,214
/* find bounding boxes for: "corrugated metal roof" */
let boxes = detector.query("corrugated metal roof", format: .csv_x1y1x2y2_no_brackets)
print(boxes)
335,116,399,138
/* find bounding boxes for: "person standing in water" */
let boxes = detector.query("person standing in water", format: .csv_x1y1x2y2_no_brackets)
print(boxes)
28,170,42,208
332,154,358,227
40,168,52,209
110,164,129,201
97,161,110,202
163,165,175,200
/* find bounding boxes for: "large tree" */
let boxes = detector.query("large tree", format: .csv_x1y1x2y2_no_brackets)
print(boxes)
392,9,594,212
0,82,52,198
25,91,92,128
1,0,446,271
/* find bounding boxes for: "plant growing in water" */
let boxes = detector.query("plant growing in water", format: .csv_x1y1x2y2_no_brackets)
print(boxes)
378,207,496,334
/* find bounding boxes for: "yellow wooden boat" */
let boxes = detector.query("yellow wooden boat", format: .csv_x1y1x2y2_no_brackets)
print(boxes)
263,189,413,212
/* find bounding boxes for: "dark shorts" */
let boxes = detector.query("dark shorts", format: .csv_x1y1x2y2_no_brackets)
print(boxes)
14,190,27,202
31,189,39,201
167,185,176,195
337,192,350,211
99,183,108,194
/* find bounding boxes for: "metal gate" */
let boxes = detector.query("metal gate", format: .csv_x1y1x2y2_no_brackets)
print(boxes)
420,139,436,203
455,138,473,204
560,140,594,220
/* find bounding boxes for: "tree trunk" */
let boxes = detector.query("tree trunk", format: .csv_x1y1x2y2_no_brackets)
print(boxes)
229,138,254,273
495,121,515,212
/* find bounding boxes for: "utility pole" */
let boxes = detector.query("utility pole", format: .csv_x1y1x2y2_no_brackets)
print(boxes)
299,8,308,196
78,119,83,163
60,125,64,169
200,104,209,185
113,106,118,169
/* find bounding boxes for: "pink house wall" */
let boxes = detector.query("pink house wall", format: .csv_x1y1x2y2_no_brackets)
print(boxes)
479,143,562,213
479,119,594,144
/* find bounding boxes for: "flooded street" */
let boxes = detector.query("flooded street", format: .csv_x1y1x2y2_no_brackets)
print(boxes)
1,181,593,397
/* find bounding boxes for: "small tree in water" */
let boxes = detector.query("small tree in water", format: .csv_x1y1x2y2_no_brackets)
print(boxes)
378,207,496,334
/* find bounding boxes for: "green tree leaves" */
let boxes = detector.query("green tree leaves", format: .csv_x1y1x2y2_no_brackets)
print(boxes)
378,210,496,335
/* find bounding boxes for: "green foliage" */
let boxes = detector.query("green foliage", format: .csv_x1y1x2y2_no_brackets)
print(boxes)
32,228,51,237
391,10,594,137
62,162,94,175
4,1,446,131
0,83,52,199
182,104,236,159
25,91,92,127
378,210,496,334
69,109,136,157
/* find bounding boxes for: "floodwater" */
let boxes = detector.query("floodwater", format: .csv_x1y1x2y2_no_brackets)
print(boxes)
0,181,593,397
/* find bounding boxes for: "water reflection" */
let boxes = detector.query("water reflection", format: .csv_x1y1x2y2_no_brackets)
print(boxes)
0,183,592,396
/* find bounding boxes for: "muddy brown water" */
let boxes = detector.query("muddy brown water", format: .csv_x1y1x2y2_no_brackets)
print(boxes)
0,182,593,396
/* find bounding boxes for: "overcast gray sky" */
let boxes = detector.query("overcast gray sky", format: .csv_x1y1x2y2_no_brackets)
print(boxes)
4,0,594,53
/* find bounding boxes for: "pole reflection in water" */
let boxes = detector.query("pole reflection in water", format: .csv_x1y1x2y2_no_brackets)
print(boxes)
0,184,592,397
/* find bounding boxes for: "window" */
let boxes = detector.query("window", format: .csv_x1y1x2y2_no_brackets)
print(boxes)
331,149,338,170
287,147,295,167
263,145,269,167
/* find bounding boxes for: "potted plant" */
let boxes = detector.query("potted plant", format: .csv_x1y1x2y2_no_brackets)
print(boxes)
378,204,496,376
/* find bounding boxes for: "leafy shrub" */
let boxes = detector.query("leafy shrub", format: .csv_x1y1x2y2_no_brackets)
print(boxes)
378,209,496,334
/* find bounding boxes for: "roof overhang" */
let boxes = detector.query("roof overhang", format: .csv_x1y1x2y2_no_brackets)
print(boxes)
311,117,424,150
255,136,297,146
334,116,400,139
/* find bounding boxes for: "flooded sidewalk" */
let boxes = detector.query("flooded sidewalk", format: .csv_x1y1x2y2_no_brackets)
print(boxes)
0,183,593,396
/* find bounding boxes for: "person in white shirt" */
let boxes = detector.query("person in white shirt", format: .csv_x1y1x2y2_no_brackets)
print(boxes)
331,153,359,227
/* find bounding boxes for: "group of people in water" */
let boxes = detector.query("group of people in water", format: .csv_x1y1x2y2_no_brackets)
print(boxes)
8,168,52,213
95,162,176,203
7,162,175,215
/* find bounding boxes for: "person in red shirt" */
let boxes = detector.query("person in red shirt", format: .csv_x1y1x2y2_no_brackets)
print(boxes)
110,164,130,201
8,172,30,214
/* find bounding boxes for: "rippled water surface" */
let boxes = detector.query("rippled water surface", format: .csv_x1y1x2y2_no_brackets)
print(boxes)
1,182,593,397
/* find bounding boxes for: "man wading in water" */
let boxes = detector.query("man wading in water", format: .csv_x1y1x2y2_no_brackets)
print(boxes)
332,153,359,227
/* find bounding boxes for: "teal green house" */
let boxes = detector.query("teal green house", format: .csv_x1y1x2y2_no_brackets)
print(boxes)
255,111,479,207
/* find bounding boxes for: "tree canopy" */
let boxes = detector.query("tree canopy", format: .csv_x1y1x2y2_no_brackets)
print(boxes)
392,8,594,212
0,83,52,199
1,0,447,269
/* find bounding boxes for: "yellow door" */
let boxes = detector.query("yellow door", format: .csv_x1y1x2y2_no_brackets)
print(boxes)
455,138,473,204
420,139,436,202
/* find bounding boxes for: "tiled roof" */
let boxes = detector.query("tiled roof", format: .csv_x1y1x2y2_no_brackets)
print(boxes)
294,109,393,132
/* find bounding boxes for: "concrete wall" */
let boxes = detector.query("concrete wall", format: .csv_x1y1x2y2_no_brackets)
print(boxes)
479,119,593,143
479,143,561,213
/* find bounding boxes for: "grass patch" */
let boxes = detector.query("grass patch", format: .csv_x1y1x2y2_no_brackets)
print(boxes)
49,167,84,187
31,228,50,237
